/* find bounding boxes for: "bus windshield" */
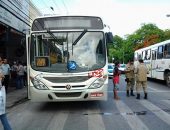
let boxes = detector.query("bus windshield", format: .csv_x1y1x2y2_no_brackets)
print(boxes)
30,31,106,73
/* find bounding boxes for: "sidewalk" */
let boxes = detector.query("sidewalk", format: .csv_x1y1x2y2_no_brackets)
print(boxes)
6,87,28,109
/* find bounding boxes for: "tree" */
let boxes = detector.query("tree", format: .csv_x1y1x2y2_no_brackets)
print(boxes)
108,35,123,63
108,23,170,64
164,29,170,40
132,23,164,50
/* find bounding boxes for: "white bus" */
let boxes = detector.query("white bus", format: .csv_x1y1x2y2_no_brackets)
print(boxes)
26,15,112,102
134,39,170,87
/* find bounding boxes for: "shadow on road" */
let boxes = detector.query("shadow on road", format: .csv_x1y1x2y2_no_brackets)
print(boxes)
148,78,167,87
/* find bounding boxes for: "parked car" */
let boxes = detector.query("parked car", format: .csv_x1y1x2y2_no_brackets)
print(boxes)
108,64,115,78
119,64,126,74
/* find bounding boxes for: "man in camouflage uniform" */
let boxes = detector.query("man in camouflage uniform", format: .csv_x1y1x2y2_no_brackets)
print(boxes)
125,60,135,97
135,59,149,99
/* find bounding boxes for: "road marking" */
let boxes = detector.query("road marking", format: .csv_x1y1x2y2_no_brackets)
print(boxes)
162,100,170,105
148,86,170,92
140,100,170,125
115,100,149,130
119,76,168,92
87,106,106,130
147,86,158,91
47,112,68,130
108,91,170,93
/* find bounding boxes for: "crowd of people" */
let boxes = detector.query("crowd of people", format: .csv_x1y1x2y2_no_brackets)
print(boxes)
0,57,27,93
0,56,27,130
112,58,149,100
0,57,12,130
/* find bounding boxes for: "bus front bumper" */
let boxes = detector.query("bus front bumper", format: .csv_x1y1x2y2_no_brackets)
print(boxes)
29,85,108,102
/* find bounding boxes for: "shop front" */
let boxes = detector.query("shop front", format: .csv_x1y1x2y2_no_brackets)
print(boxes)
0,22,26,65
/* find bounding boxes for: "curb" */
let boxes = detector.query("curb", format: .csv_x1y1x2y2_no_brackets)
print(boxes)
6,87,28,109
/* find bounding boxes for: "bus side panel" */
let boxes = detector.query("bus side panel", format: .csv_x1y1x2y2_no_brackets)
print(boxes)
152,60,164,80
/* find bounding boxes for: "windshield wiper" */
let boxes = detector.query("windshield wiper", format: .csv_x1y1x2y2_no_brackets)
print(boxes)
46,29,57,40
46,29,64,45
72,29,87,45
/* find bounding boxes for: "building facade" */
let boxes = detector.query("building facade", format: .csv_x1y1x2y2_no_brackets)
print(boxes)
0,0,41,64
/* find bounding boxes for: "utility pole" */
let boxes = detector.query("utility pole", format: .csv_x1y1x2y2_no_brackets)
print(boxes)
123,51,124,64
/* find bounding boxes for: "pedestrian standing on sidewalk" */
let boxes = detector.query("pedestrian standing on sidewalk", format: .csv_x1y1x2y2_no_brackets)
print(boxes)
113,61,121,100
0,57,12,130
135,59,149,99
11,61,18,88
23,62,27,87
1,58,11,93
16,61,24,89
125,59,135,97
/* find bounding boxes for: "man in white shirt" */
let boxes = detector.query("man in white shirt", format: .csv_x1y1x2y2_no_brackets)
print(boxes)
0,57,4,82
1,58,11,93
0,57,12,130
16,61,24,89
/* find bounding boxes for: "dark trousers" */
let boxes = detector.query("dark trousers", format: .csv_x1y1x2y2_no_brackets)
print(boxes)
2,75,10,93
16,75,24,89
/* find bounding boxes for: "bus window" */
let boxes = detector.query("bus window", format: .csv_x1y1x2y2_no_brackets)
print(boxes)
152,50,156,60
143,50,151,60
157,46,163,59
138,52,142,60
134,52,138,60
142,51,145,60
167,43,170,58
146,49,151,60
164,43,170,58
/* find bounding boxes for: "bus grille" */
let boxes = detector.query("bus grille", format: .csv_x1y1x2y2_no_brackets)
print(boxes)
52,85,85,88
54,92,82,97
44,76,89,83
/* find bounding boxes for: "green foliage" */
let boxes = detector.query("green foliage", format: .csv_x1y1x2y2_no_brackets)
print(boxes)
108,23,169,63
164,29,170,40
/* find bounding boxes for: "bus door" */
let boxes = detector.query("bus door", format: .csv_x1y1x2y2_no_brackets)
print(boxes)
151,49,157,78
26,35,30,99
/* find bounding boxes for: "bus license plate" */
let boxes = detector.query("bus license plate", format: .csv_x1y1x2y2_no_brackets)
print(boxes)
90,92,103,97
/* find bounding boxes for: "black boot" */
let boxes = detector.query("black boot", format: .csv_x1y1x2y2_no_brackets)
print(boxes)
144,93,147,99
130,90,135,96
126,90,129,97
136,94,140,99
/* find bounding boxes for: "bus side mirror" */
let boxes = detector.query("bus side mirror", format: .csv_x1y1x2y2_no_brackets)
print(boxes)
105,32,114,44
105,32,114,56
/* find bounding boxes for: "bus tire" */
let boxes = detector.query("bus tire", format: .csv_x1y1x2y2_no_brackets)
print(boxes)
166,72,170,87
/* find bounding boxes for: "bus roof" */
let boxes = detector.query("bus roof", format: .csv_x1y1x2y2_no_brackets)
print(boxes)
135,39,170,52
31,15,104,31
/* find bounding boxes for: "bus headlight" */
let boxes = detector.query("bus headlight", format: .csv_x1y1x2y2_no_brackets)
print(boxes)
89,78,106,89
32,79,49,90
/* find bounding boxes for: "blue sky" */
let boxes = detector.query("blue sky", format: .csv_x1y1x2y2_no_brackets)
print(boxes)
31,0,170,37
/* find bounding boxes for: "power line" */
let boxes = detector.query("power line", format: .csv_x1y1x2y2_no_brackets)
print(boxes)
62,0,69,14
51,0,62,13
40,0,55,14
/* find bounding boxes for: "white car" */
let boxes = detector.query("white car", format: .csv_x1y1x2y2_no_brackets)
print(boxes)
119,64,126,74
108,64,115,78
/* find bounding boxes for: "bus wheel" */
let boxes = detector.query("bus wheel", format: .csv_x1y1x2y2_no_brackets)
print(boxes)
166,72,170,87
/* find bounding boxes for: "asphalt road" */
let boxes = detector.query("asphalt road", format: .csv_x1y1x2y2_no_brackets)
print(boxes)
2,76,170,130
